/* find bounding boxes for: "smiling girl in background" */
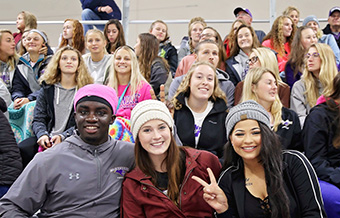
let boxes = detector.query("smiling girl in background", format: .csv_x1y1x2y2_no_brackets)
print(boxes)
149,20,178,77
107,46,152,119
11,29,52,109
172,62,228,161
226,24,260,87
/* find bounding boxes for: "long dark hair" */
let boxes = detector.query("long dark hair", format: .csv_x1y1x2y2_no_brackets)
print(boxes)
223,121,290,218
228,24,260,58
137,33,169,82
326,73,340,148
104,19,126,54
135,130,184,205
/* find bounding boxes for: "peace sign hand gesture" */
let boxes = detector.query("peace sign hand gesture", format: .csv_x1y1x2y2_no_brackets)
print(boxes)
192,168,229,214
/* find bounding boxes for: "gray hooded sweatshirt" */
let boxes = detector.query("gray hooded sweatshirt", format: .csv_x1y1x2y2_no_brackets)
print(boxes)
0,134,134,218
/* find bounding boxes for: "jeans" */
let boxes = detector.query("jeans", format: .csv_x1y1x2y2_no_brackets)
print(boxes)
81,8,105,34
0,186,10,198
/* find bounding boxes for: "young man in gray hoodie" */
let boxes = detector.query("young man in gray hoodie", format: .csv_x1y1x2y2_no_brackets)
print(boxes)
0,84,135,218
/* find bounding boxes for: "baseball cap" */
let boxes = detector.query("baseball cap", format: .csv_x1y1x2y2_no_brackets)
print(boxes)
329,6,340,16
234,7,253,18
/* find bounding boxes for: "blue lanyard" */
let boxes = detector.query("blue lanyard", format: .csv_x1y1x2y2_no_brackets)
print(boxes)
116,82,130,112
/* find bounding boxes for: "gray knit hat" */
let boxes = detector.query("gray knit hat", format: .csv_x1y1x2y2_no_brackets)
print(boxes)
226,100,270,138
130,100,174,140
302,15,320,27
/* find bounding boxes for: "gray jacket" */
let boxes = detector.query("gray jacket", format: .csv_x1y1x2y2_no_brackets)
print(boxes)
168,69,235,108
290,79,323,127
0,134,135,218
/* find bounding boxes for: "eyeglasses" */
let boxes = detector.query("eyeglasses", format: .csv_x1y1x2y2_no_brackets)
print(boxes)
305,52,320,59
247,56,259,65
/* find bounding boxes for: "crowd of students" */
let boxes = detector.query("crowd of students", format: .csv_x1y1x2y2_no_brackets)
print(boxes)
0,4,340,218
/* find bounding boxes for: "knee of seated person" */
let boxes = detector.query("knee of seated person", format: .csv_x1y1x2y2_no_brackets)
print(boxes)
81,8,95,20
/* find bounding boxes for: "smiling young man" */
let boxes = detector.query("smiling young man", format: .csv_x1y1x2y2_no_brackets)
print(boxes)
0,84,134,218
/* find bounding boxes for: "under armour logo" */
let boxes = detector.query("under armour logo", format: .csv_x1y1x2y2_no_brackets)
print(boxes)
69,173,80,180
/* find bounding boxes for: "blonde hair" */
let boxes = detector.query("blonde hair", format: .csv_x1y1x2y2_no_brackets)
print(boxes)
282,6,300,17
0,29,19,71
40,46,93,88
251,47,285,85
172,61,227,110
188,17,207,53
107,45,147,97
241,67,283,131
302,43,338,107
85,29,107,55
150,20,169,42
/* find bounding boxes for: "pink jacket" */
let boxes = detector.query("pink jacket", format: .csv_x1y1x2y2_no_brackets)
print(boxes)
175,54,196,78
116,81,152,119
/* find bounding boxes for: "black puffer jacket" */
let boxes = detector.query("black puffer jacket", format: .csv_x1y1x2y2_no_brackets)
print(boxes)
0,97,22,186
174,93,228,160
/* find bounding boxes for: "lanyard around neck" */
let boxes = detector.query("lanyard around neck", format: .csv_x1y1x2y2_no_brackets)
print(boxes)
116,82,130,112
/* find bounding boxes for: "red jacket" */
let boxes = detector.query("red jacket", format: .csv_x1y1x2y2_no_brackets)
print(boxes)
121,148,221,217
262,39,291,72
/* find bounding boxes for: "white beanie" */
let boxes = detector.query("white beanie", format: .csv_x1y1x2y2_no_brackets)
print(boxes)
130,100,174,140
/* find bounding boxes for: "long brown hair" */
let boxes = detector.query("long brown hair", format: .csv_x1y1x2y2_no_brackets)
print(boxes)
137,33,169,82
288,26,314,78
104,19,126,54
229,24,260,58
225,20,247,57
135,129,184,205
59,19,85,53
263,15,296,57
